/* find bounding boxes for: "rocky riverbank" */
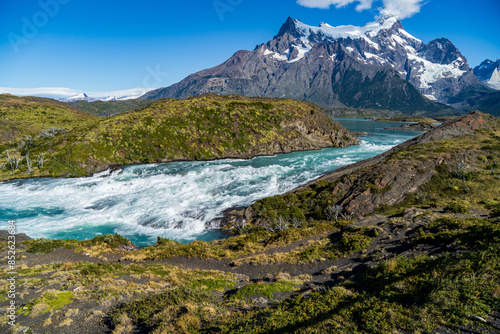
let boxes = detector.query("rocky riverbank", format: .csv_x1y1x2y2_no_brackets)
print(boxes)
385,121,440,131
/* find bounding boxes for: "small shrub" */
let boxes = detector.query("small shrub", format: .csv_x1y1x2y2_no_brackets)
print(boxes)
380,258,398,273
490,206,500,218
229,281,298,300
339,232,372,254
81,233,131,248
444,201,469,214
24,239,69,253
477,155,488,163
365,183,393,194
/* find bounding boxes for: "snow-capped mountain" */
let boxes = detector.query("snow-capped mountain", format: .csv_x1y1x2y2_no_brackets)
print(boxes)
0,87,152,102
474,59,500,90
61,93,95,102
269,16,479,105
60,90,148,102
144,16,486,112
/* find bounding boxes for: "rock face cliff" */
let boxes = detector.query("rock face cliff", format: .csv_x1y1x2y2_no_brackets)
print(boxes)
143,16,490,112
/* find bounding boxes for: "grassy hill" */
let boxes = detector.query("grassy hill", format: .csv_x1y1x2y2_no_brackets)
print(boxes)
70,99,157,117
0,94,96,147
0,94,357,181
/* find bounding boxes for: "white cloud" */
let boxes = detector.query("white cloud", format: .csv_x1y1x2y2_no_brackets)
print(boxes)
296,0,374,12
379,0,425,19
297,0,426,19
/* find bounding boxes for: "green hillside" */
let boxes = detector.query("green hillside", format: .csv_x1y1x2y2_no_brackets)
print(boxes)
70,99,157,116
0,94,97,146
0,94,357,181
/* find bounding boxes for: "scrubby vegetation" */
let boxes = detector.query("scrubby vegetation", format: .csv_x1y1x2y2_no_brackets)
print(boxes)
24,233,131,254
1,111,500,333
70,99,157,117
0,94,356,181
0,94,98,180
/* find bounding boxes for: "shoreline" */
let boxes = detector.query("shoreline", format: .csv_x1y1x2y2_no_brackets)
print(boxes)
0,117,436,245
1,116,432,184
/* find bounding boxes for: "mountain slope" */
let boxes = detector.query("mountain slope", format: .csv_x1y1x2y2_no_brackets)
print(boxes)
143,16,485,113
462,90,500,116
0,95,358,181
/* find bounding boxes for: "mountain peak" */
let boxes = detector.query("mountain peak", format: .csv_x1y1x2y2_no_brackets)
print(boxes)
474,58,500,89
376,14,401,26
276,17,304,39
61,92,94,103
276,16,406,44
421,38,466,66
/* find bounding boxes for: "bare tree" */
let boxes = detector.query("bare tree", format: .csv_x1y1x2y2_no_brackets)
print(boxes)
5,150,13,170
233,219,247,234
5,150,21,171
274,216,289,232
289,217,303,228
18,135,34,150
26,152,32,173
325,205,343,221
14,154,21,171
36,152,48,169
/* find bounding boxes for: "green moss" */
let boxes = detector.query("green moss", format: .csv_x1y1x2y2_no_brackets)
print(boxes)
187,278,236,292
19,291,74,316
229,281,299,300
43,291,74,312
444,201,470,214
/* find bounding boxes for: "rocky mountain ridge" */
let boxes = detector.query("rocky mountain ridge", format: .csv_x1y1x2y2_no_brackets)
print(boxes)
143,16,490,113
474,58,500,90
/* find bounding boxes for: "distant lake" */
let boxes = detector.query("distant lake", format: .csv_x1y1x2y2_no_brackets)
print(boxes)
0,119,423,246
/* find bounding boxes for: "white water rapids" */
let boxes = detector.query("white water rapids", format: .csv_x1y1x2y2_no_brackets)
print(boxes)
0,120,422,245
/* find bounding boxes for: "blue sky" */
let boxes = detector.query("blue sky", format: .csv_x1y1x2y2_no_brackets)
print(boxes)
0,0,499,94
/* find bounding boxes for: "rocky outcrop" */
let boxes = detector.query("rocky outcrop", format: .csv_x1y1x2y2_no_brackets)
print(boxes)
299,111,497,217
224,111,497,225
